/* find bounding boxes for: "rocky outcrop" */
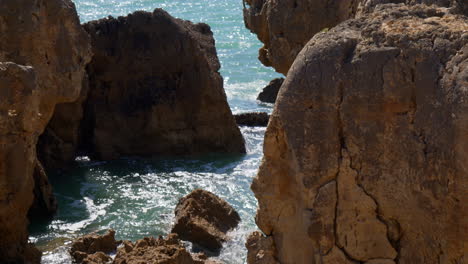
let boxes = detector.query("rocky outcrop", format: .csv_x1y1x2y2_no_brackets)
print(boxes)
172,189,241,252
245,232,279,264
0,0,91,262
113,234,220,264
250,4,467,264
27,160,58,220
235,112,270,127
257,78,283,103
243,0,466,74
70,229,119,263
41,9,245,163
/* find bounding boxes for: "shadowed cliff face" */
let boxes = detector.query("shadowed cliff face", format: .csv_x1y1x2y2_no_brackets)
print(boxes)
250,4,467,264
243,0,466,75
0,0,91,262
38,8,245,166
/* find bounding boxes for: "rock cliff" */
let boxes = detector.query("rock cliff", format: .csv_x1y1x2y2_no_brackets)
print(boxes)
0,0,91,262
251,4,467,264
243,0,466,74
39,8,245,163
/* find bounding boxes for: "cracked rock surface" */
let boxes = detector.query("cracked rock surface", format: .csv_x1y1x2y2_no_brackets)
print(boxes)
250,4,467,264
243,0,466,74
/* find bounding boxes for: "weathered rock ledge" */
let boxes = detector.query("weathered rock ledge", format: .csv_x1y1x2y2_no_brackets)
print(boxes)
250,3,467,264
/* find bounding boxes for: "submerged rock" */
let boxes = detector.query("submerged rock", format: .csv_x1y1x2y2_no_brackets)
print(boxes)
250,4,467,264
113,234,220,264
39,8,245,163
172,189,241,252
0,0,91,261
70,229,119,263
243,0,466,74
257,78,284,104
235,112,270,127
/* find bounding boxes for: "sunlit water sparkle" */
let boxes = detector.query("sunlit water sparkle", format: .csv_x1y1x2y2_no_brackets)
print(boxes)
29,0,281,263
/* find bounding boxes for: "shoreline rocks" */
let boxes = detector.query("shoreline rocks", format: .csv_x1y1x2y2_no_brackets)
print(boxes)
257,78,284,104
235,112,270,127
172,189,241,252
70,229,119,263
250,3,467,264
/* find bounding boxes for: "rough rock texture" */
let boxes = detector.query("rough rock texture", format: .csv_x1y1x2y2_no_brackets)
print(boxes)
235,112,270,127
243,0,466,74
251,4,467,264
70,229,119,263
27,160,58,220
37,76,90,170
172,189,241,252
75,9,244,160
0,0,91,261
113,234,220,264
257,78,284,103
246,232,279,264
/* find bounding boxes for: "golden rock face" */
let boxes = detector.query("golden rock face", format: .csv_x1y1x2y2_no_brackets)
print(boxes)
0,0,92,262
250,4,468,264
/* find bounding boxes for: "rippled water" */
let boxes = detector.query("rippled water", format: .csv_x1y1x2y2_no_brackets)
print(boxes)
29,0,280,263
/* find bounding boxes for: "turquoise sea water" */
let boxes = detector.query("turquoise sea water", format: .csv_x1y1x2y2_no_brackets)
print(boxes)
29,0,280,263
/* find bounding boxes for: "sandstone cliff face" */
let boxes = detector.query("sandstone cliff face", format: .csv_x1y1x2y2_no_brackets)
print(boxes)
0,0,91,262
243,0,466,74
252,4,467,264
39,8,245,163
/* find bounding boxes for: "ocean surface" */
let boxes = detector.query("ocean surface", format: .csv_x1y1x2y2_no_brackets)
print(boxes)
29,0,281,263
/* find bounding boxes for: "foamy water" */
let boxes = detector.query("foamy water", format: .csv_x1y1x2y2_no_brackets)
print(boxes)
29,0,281,263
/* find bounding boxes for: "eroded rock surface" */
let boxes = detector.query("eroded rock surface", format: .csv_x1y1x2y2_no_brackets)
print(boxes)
172,189,241,252
113,234,220,264
80,9,244,160
257,78,284,103
70,229,119,263
243,0,466,74
0,0,91,261
246,231,279,264
251,4,467,264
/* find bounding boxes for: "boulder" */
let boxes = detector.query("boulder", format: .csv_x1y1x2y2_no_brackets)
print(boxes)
113,234,221,264
0,0,91,262
235,112,270,127
250,4,467,264
257,78,284,103
172,189,241,252
70,229,119,263
243,0,466,74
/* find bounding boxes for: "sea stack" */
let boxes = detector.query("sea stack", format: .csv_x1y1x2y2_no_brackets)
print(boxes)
38,8,246,165
249,3,468,264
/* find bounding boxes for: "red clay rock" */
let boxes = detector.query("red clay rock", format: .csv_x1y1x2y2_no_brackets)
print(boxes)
250,4,468,264
172,189,240,252
245,231,279,264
